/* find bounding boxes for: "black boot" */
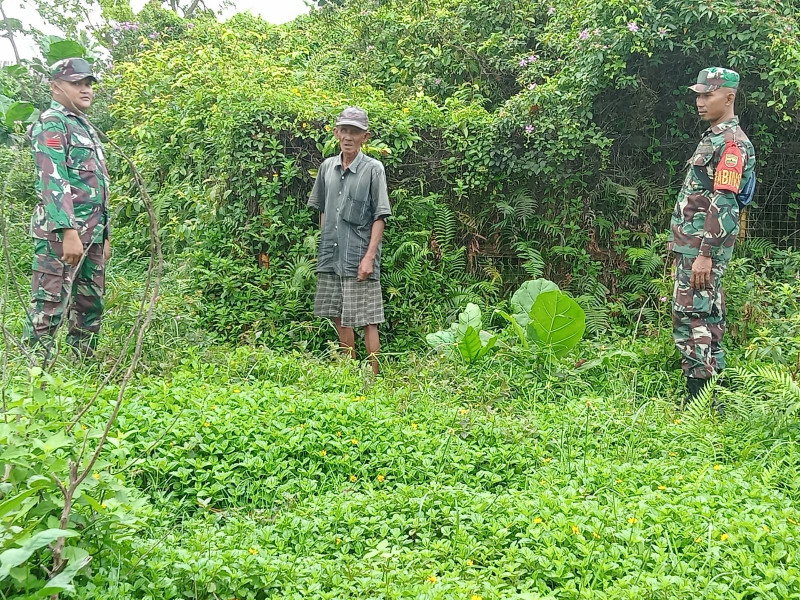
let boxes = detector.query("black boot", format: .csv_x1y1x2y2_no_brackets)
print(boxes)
686,377,709,401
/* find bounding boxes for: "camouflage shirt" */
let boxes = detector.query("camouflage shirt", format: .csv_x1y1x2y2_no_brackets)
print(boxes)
30,101,110,244
668,116,754,262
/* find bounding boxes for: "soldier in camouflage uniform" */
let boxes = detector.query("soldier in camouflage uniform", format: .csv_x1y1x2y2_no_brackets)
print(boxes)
667,67,755,403
24,57,111,357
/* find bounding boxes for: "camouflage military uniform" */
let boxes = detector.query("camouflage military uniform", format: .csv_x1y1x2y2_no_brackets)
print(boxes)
24,58,110,354
667,68,755,382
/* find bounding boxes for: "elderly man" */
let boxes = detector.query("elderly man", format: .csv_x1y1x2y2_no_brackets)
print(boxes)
25,57,111,359
308,107,391,374
668,67,755,406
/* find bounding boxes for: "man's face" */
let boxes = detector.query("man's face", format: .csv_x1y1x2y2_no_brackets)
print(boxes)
695,88,733,124
51,78,94,113
334,125,370,154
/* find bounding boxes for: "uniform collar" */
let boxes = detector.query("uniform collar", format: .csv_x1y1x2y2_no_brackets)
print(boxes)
334,150,364,173
706,116,739,136
50,100,83,119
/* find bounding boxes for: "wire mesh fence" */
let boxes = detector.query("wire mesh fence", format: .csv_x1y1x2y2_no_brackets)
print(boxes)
744,143,800,248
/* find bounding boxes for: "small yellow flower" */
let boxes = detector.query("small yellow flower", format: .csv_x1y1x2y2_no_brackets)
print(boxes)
762,525,770,532
539,479,546,485
459,408,469,415
249,547,258,555
411,422,418,429
336,431,342,437
471,595,482,600
93,472,100,480
720,533,729,542
377,474,385,482
349,475,357,482
210,405,217,410
402,107,410,114
319,450,327,457
586,400,593,407
466,559,474,566
713,464,721,471
533,517,543,524
673,418,682,424
100,503,107,509
615,478,623,484
233,389,241,393
447,428,455,435
695,536,702,543
203,422,210,427
301,122,307,128
658,485,667,490
571,525,580,535
628,517,638,524
669,452,677,457
592,531,601,539
543,457,552,463
81,424,87,430
351,438,358,445
336,537,342,544
299,423,305,429
325,125,331,131
426,575,437,583
678,475,684,481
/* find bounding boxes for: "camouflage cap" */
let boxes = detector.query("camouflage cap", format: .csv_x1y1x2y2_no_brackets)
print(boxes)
335,107,369,130
50,57,97,83
689,67,739,93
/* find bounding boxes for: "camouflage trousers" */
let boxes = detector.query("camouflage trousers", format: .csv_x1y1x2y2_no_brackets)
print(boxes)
672,254,727,380
23,239,106,353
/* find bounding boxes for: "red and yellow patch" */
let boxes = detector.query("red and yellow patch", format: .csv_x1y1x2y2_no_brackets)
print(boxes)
714,140,743,193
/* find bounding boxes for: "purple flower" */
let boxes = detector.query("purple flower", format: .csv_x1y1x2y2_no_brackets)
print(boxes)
548,6,556,14
627,21,640,32
187,23,195,29
528,83,537,90
525,124,535,134
579,29,590,40
366,44,375,51
528,54,539,62
660,296,668,303
148,33,158,39
434,78,442,84
519,58,528,66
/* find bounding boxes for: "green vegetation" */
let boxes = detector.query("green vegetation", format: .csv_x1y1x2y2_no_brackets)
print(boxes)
2,0,800,597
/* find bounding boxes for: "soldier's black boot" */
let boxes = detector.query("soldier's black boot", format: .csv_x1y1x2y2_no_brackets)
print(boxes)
686,377,709,401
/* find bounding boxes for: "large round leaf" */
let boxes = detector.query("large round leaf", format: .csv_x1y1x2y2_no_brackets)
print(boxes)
4,101,34,128
529,290,586,358
46,40,86,65
511,279,559,326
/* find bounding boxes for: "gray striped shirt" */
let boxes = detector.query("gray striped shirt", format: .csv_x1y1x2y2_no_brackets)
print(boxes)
308,152,392,280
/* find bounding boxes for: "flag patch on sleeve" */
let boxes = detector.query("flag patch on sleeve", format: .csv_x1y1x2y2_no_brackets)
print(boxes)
43,134,63,150
714,140,744,193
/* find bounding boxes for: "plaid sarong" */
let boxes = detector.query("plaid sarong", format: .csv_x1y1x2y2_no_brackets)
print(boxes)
314,273,385,328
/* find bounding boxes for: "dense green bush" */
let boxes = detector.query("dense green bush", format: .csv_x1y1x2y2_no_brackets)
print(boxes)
104,0,799,348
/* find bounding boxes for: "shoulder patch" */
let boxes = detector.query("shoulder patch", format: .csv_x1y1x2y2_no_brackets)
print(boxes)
714,140,743,194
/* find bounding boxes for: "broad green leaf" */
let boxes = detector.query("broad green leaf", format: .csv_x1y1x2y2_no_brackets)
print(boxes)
5,102,34,128
33,551,91,597
46,40,86,65
511,279,559,326
477,332,498,359
0,488,37,518
456,303,482,337
457,326,482,362
425,329,455,350
495,309,528,349
0,529,78,579
529,290,586,358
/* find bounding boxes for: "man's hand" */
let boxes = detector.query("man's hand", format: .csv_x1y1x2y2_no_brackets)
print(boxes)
61,229,83,267
104,239,112,262
690,255,713,290
357,254,375,281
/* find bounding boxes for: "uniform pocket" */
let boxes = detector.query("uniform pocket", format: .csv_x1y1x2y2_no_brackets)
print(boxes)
67,143,97,173
32,259,67,303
